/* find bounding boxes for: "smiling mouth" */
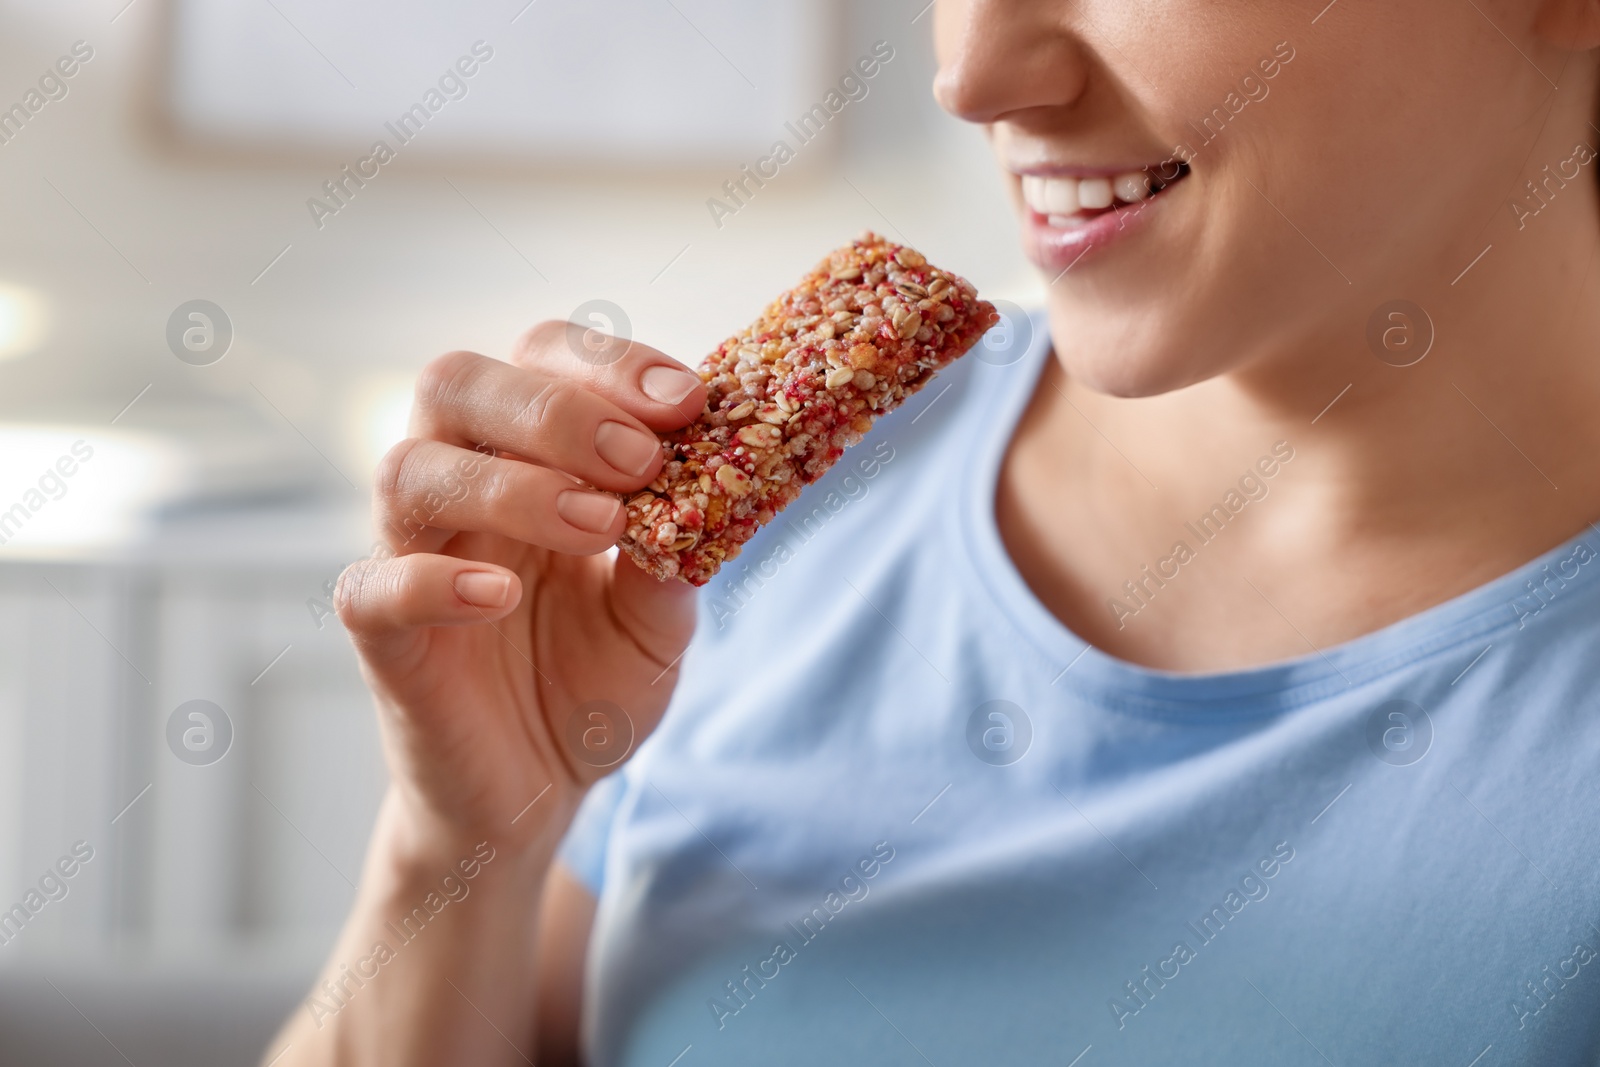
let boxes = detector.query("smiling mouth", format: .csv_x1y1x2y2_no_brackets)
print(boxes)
1019,162,1191,227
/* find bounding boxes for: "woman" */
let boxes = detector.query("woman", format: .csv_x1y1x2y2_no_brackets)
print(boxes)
272,0,1600,1062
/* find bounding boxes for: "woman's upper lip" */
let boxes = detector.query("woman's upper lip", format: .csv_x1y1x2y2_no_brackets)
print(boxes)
1007,161,1178,179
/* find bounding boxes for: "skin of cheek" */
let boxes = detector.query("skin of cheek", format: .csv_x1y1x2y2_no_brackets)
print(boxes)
935,0,1576,399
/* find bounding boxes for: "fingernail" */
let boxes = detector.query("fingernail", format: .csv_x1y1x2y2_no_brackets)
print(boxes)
454,571,511,609
595,420,660,477
557,489,623,534
640,364,700,404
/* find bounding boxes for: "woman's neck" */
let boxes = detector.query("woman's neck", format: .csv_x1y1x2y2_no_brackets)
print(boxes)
998,195,1600,672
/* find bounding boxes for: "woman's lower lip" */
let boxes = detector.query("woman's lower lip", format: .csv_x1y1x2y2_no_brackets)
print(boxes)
1020,189,1168,273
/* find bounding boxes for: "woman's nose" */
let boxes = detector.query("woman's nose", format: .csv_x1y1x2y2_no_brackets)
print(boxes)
931,0,1091,125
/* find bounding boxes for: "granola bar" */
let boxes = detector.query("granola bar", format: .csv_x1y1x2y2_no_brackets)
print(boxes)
617,231,999,586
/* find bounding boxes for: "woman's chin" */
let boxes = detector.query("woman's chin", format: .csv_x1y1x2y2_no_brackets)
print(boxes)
1049,338,1221,399
1042,292,1236,398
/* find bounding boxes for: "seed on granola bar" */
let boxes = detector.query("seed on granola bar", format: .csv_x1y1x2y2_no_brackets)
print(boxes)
847,343,879,369
736,424,781,448
894,308,923,339
825,366,856,390
715,464,752,496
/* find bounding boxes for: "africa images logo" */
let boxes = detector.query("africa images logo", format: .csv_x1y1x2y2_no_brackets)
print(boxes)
305,41,495,230
1107,842,1296,1030
166,700,233,766
706,842,896,1031
704,42,896,230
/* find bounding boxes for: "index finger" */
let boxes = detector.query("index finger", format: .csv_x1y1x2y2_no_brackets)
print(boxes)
512,320,708,432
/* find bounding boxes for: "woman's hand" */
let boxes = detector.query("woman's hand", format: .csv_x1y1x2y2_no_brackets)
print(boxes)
336,321,707,859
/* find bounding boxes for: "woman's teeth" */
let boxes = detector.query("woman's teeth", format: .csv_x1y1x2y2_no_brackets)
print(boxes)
1078,177,1115,210
1021,171,1158,221
1112,172,1152,203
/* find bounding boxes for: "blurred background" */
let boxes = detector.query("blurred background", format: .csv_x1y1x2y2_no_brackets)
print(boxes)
0,0,1033,1062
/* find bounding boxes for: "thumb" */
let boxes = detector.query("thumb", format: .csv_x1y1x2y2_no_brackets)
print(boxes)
608,551,699,681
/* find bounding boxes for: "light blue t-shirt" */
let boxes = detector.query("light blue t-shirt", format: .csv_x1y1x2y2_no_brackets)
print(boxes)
559,310,1600,1066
